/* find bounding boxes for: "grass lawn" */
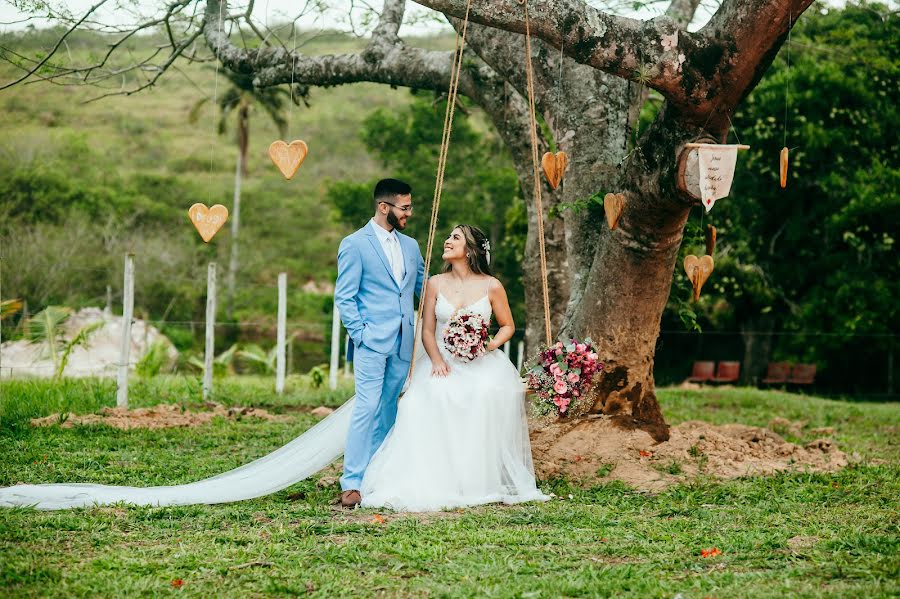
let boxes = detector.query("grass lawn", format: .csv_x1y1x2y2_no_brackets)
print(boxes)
0,379,897,597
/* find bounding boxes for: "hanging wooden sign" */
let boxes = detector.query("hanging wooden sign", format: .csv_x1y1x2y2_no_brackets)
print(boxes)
677,143,749,212
268,140,308,180
683,254,714,301
705,225,717,256
188,203,229,243
541,151,568,190
603,193,625,230
780,147,789,188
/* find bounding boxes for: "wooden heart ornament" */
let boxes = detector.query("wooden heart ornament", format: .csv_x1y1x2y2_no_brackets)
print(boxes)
705,224,717,256
188,203,229,243
268,140,308,180
541,151,569,190
604,193,626,230
780,146,789,188
683,254,715,301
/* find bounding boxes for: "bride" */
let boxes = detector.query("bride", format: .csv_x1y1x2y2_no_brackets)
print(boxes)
360,224,547,511
0,225,547,512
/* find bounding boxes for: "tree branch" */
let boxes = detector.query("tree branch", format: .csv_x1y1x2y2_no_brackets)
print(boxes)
695,0,816,126
203,0,479,98
413,0,690,103
0,0,112,90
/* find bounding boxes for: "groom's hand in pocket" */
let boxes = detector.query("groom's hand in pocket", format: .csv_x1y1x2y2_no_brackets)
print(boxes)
431,359,450,377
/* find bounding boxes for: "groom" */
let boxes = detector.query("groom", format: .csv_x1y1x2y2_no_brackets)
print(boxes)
334,178,425,508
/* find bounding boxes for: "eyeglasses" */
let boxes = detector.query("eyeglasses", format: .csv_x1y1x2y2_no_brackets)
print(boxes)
380,201,413,214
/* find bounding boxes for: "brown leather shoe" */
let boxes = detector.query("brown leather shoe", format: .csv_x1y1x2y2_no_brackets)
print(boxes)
340,489,361,508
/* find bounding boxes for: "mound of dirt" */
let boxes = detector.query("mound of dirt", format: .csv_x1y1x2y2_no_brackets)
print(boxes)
530,415,847,491
31,403,289,430
2,307,177,378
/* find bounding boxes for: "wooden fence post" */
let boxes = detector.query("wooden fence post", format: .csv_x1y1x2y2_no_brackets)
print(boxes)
329,302,341,390
203,262,216,401
344,334,352,377
516,341,525,372
116,253,135,408
276,272,287,394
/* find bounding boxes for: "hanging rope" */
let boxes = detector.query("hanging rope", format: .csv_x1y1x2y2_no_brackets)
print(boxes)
521,0,553,346
207,0,224,200
407,0,474,378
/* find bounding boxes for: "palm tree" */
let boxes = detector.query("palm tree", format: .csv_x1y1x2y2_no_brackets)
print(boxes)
191,70,308,319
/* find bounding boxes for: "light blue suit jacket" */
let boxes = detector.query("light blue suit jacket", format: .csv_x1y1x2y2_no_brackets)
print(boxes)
335,224,425,361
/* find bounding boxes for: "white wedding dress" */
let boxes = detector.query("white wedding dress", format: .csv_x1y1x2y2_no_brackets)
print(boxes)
0,293,547,512
360,292,548,511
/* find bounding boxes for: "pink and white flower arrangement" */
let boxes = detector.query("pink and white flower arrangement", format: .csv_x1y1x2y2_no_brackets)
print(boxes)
526,339,602,417
442,310,490,362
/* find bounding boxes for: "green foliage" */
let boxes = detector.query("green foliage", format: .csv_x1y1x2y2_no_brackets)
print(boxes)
237,343,277,375
668,2,898,389
55,321,102,381
25,306,103,380
187,344,239,378
308,365,326,388
135,341,172,379
26,306,70,367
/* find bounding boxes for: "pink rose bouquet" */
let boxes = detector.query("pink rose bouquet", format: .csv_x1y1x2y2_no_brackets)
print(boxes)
526,339,602,417
442,310,490,362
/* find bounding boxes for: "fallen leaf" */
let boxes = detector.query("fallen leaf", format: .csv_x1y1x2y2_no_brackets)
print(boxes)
371,514,386,524
171,579,184,588
700,547,722,558
639,450,652,458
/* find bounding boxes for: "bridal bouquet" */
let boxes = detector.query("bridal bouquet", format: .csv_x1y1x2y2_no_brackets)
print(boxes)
442,310,490,362
526,339,602,417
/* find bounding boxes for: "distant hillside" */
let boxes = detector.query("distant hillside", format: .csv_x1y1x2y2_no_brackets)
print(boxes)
0,28,455,368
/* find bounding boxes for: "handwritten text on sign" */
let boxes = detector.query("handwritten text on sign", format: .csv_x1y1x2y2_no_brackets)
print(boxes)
696,145,739,213
188,203,229,243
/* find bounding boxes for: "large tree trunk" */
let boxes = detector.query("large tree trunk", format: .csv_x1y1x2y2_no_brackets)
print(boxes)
562,106,699,441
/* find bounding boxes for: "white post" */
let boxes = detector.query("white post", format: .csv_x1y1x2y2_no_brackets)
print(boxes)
503,340,511,356
203,262,217,401
516,341,525,371
0,255,3,378
343,334,352,377
275,272,287,394
329,301,341,390
116,253,135,408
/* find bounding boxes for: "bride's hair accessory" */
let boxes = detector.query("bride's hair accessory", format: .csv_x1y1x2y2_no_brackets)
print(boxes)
482,239,491,265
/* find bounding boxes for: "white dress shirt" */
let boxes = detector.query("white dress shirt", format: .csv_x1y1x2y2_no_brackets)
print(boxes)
369,219,405,284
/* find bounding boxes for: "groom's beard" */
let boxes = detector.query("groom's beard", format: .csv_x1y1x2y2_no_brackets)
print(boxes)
387,210,406,231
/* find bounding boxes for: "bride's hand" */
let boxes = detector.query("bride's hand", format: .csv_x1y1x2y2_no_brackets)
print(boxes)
431,359,450,377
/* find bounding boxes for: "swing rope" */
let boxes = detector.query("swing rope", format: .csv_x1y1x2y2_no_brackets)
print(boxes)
407,0,554,380
521,0,553,347
408,0,473,377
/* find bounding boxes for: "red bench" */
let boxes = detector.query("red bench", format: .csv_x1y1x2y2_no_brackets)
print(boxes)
710,361,741,384
688,361,715,383
788,363,817,385
761,361,791,385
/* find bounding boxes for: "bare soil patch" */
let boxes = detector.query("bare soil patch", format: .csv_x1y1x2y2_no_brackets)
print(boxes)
31,403,290,430
530,415,847,491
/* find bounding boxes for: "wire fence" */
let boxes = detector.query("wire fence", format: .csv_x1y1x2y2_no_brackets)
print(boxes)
1,258,896,399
